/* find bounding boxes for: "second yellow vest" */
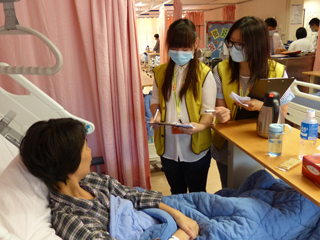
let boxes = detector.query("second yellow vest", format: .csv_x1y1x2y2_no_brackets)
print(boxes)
212,59,285,149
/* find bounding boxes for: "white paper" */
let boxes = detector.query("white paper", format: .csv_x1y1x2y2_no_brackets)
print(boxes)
291,4,303,24
229,91,251,107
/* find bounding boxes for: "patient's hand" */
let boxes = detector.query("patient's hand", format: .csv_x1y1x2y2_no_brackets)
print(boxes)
174,213,199,239
159,202,199,239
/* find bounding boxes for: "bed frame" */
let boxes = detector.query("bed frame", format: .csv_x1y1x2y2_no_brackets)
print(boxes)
286,80,320,132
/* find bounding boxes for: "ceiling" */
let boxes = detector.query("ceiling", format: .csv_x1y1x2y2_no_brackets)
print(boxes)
135,0,253,17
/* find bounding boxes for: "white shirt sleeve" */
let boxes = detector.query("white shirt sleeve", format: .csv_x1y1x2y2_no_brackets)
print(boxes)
200,71,217,115
151,78,159,105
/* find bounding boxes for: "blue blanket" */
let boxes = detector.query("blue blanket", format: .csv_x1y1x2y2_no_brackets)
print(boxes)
141,170,320,240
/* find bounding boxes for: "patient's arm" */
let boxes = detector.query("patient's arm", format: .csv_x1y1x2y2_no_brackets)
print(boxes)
159,202,199,240
170,229,192,240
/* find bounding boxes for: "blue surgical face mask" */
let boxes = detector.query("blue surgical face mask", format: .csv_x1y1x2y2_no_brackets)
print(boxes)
269,30,276,36
229,45,247,63
169,50,194,66
311,29,316,32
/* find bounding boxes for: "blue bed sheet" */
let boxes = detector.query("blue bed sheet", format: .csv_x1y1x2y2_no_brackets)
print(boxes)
111,170,320,240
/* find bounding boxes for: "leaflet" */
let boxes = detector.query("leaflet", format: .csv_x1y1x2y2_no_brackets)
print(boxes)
229,91,250,107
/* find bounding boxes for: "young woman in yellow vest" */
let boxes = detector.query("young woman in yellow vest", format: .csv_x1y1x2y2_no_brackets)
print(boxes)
149,19,217,194
211,16,295,188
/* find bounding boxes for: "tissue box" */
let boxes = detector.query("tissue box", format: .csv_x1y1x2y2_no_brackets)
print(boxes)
302,154,320,187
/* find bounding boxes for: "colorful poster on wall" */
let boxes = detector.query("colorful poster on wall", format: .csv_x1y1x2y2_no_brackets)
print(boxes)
207,42,216,52
206,21,234,60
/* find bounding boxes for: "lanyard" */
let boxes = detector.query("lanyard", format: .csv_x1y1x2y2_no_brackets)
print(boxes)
239,82,250,97
238,81,250,111
172,73,183,120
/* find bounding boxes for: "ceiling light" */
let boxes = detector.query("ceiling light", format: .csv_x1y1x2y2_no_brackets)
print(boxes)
135,1,147,6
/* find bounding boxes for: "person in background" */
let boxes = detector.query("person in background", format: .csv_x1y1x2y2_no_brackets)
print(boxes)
211,16,295,188
288,27,314,52
149,19,217,194
309,18,319,51
20,118,199,240
265,17,286,54
153,33,160,53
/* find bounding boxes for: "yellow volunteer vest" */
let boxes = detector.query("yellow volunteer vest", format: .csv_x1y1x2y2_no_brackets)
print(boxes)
153,62,212,156
212,59,285,149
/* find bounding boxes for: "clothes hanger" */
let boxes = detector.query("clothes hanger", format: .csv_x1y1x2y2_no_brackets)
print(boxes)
0,0,63,75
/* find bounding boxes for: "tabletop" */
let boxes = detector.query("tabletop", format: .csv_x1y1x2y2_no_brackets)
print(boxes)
213,119,320,206
302,71,320,77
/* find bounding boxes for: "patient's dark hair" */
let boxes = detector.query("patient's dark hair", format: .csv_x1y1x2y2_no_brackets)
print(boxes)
20,118,86,191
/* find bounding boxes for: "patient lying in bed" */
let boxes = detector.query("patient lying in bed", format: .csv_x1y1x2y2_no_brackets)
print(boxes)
2,118,320,240
19,118,198,240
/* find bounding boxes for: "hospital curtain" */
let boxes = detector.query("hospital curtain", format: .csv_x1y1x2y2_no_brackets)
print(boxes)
136,18,160,54
184,12,205,49
223,5,236,21
0,0,151,189
159,5,168,64
173,0,183,21
168,15,173,28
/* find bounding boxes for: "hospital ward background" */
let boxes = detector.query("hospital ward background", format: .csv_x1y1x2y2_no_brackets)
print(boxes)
1,0,320,240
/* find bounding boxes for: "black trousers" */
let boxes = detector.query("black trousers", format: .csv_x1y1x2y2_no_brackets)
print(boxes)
160,150,211,194
216,161,228,188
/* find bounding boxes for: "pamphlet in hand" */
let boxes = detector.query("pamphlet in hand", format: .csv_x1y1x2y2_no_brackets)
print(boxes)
147,121,195,128
229,91,250,107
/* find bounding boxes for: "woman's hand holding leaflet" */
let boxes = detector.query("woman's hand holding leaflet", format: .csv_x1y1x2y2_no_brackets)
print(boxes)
236,99,263,111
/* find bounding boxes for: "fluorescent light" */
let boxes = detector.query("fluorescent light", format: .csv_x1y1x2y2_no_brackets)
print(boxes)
135,1,147,6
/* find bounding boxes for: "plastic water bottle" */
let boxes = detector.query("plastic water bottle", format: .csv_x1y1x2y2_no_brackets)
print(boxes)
298,110,319,159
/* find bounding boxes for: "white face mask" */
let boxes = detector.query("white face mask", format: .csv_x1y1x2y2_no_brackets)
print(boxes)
229,45,247,63
269,30,276,36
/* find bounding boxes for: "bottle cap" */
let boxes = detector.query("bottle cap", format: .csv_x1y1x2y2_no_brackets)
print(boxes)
269,123,283,133
306,109,315,118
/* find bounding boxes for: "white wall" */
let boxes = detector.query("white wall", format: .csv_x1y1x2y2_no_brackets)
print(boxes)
203,0,306,43
303,0,320,42
286,0,305,41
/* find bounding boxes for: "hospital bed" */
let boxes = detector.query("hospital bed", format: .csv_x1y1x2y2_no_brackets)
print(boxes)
2,72,320,240
286,80,320,132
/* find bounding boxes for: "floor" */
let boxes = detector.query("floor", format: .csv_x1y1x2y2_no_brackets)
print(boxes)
150,159,222,196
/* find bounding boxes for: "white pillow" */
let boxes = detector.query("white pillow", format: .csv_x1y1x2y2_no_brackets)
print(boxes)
0,155,62,240
0,135,19,174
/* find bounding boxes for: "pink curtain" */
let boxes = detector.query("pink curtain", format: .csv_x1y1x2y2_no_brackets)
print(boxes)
168,15,173,28
185,12,205,49
223,5,236,21
173,0,183,21
159,5,168,64
313,30,320,70
0,0,151,189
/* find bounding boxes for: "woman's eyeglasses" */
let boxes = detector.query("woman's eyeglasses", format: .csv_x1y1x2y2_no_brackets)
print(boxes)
224,39,245,51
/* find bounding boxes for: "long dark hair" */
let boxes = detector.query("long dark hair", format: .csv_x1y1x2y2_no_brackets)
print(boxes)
225,16,271,86
162,19,199,102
